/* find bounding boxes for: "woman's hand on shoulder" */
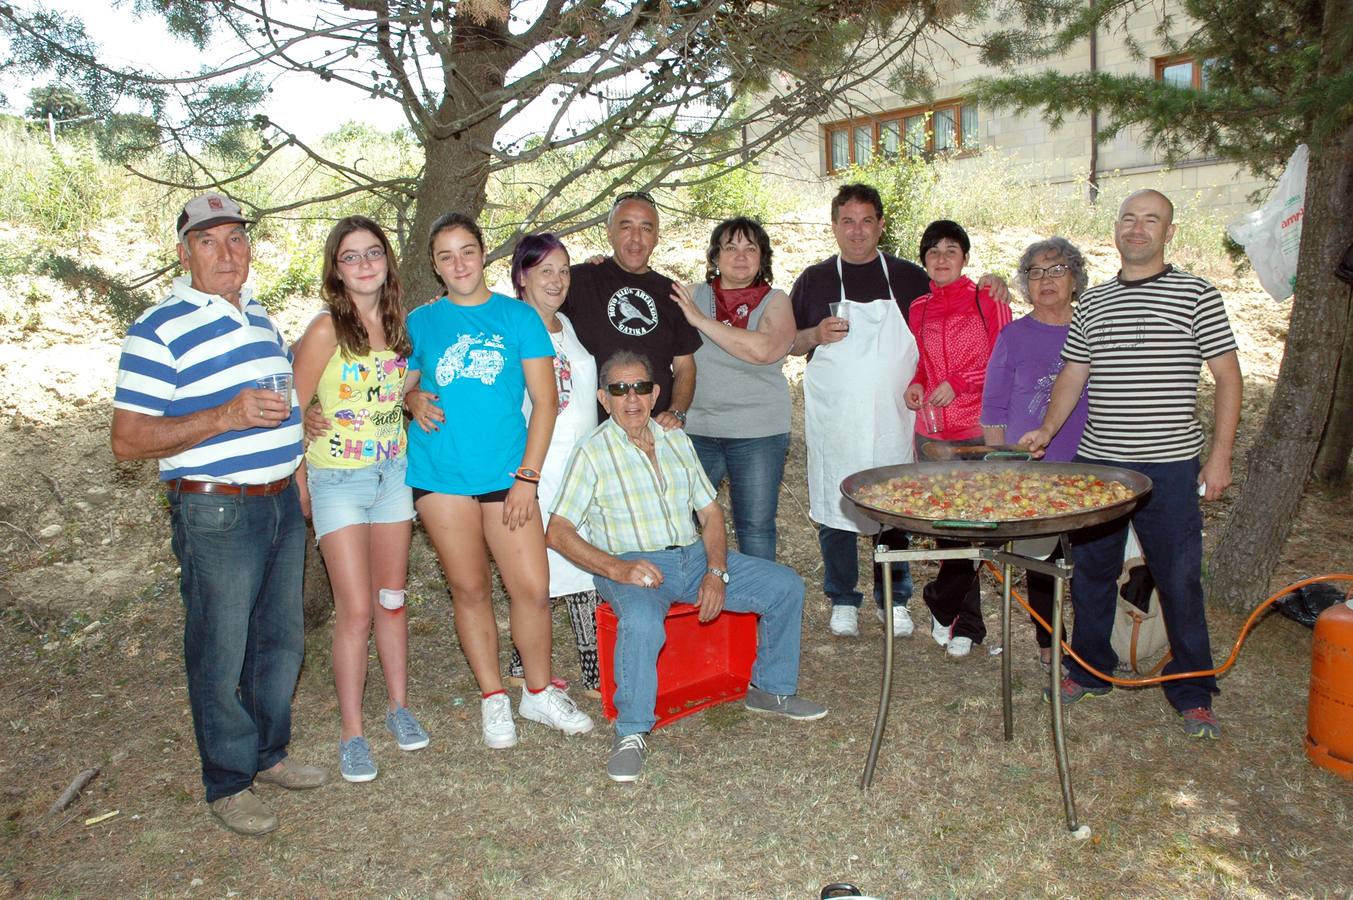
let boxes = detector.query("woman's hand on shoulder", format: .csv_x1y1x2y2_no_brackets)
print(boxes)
976,273,1010,304
670,282,707,327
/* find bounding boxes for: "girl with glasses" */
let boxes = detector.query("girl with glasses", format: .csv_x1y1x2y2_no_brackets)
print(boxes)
292,216,427,782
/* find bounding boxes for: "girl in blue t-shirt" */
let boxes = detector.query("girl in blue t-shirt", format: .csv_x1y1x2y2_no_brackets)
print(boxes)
403,213,593,748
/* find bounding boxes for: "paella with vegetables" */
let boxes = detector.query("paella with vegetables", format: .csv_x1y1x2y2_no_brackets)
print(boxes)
854,470,1136,521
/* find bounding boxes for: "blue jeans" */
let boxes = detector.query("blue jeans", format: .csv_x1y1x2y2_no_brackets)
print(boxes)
1066,456,1218,711
169,481,307,802
689,432,789,562
594,543,805,737
816,524,913,609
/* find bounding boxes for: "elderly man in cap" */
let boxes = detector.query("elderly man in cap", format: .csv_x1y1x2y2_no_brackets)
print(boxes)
547,350,826,784
112,192,325,835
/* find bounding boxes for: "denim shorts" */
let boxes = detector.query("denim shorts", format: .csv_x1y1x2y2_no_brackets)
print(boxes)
307,456,414,539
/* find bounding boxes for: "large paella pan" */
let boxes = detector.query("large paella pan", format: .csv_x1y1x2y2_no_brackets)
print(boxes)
841,461,1152,539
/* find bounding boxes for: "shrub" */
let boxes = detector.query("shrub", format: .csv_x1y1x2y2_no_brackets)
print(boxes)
839,154,937,258
253,225,326,312
685,162,791,225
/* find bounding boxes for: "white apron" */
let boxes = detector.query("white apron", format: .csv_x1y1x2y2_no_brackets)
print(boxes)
523,315,598,596
804,254,919,534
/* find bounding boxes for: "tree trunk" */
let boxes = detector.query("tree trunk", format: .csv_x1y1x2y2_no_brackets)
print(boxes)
401,17,511,307
302,525,332,632
1311,302,1353,485
402,132,493,306
1206,121,1353,611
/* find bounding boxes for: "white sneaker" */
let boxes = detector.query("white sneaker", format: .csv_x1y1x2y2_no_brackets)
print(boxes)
875,605,914,637
518,684,595,736
481,693,518,749
829,605,859,637
930,614,952,647
946,636,974,658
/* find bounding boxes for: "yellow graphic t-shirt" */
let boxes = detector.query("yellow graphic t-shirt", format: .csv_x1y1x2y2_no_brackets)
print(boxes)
305,347,408,470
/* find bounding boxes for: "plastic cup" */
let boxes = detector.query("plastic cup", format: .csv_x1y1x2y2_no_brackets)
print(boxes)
256,373,293,398
921,402,942,434
827,302,849,333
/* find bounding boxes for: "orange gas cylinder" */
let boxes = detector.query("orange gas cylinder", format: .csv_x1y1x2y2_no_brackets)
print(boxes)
1307,597,1353,779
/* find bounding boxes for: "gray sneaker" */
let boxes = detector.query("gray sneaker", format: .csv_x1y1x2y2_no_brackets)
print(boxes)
339,736,377,783
385,705,430,751
744,685,828,721
607,732,648,783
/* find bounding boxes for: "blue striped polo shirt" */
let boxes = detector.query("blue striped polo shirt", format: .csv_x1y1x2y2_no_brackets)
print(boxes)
114,276,303,484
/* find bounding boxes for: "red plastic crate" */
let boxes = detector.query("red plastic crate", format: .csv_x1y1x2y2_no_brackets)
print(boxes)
596,601,758,730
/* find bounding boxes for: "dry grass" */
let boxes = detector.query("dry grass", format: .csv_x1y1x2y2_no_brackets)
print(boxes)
1,386,1350,899
2,214,1351,899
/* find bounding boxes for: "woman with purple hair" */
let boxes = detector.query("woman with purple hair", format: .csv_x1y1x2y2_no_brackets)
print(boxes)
504,232,603,697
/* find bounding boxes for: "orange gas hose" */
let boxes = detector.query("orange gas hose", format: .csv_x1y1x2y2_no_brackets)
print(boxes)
982,562,1353,686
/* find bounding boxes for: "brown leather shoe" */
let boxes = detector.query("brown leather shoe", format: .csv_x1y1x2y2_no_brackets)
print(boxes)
209,789,278,836
254,757,327,790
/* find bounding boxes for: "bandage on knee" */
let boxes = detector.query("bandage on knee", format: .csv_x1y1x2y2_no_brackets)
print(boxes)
378,588,406,611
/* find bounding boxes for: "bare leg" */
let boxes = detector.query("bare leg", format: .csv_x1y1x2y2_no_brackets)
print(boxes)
368,520,412,710
319,524,374,741
481,503,552,692
418,494,503,693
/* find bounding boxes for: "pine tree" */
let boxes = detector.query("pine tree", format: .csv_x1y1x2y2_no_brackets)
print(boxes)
974,0,1353,610
0,0,953,301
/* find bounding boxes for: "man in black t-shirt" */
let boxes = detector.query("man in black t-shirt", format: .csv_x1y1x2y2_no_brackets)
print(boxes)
563,192,702,424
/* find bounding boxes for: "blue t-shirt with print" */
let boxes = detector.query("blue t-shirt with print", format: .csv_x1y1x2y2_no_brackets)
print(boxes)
406,292,554,494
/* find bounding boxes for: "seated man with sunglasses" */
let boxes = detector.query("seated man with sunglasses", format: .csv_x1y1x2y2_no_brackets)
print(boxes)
547,350,827,783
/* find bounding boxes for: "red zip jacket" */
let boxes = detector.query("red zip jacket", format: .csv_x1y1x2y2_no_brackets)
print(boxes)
908,275,1011,441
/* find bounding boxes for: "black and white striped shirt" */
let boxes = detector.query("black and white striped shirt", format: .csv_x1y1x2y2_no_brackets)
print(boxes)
1062,265,1236,462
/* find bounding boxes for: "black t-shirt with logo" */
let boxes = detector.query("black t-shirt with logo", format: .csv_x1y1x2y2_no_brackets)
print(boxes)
562,257,703,417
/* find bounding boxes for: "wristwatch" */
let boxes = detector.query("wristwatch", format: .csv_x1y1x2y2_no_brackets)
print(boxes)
670,409,687,426
706,565,730,584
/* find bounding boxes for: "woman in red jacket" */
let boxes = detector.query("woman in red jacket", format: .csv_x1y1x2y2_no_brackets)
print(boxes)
904,219,1011,658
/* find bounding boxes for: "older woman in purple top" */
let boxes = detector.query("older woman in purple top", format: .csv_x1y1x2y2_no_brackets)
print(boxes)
980,236,1089,668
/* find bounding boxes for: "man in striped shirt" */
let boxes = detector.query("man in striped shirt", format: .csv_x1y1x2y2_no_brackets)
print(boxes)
1021,189,1242,740
112,192,324,835
548,350,827,783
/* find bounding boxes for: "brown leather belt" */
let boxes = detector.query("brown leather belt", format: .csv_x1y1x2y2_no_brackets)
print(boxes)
166,476,292,496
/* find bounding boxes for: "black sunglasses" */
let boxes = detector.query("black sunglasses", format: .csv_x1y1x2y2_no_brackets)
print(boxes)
612,190,656,209
605,380,656,396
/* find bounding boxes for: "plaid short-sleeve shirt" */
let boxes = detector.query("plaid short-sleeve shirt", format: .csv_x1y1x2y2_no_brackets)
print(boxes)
550,418,717,555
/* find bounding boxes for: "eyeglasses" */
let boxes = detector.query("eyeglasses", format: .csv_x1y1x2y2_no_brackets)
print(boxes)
612,190,656,210
605,380,656,396
337,247,387,266
1025,264,1072,280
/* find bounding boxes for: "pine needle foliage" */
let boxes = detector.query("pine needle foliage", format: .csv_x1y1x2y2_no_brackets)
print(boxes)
972,0,1351,179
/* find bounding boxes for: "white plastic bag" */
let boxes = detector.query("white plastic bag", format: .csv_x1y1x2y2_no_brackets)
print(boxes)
1227,144,1307,301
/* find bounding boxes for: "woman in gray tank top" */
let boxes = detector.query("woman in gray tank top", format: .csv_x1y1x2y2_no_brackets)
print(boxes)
670,217,794,561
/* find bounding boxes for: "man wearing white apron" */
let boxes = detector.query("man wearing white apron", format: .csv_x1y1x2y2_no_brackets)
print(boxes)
790,184,928,638
791,183,1011,639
